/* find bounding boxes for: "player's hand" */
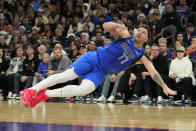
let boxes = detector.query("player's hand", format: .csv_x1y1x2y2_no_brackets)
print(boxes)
110,74,116,82
163,86,177,96
117,22,126,32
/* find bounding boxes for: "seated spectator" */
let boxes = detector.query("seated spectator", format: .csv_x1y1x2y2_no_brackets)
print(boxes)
148,9,164,42
87,40,97,51
68,40,80,62
13,45,40,98
128,60,152,103
18,26,26,35
169,46,195,102
144,44,151,56
134,13,147,29
9,36,20,50
162,4,178,29
83,16,95,32
50,42,68,58
32,53,50,86
0,36,9,49
55,28,68,48
93,7,112,26
158,37,173,60
38,35,50,49
80,32,90,47
46,47,72,89
75,45,88,60
25,30,37,45
173,41,184,59
150,44,171,103
37,44,47,60
176,32,188,48
20,35,29,49
175,0,192,31
183,23,196,46
5,46,25,98
91,32,105,47
31,26,40,42
60,16,70,36
67,15,83,35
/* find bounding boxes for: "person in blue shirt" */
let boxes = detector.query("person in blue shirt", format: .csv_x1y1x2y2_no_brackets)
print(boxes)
20,22,177,108
32,53,50,86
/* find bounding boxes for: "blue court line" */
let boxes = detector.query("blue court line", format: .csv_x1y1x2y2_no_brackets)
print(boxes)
0,122,190,131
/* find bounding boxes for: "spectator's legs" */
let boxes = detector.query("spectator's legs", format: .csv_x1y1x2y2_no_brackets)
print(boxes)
180,77,193,98
117,72,130,94
111,75,121,96
13,73,23,94
143,76,153,97
25,76,34,89
32,76,45,86
133,75,144,96
8,74,14,92
101,75,111,97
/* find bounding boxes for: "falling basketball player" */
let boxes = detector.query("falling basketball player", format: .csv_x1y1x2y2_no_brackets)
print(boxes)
20,22,177,108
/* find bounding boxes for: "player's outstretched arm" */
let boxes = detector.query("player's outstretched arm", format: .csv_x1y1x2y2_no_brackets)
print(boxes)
103,22,130,38
141,55,177,96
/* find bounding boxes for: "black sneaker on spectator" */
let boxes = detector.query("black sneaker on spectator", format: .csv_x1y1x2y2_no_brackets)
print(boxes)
114,95,123,104
129,94,138,102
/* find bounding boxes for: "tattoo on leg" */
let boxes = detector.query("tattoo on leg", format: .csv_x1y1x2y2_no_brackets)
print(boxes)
152,73,164,86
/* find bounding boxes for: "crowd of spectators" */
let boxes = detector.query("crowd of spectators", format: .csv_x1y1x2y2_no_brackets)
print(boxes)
0,0,196,104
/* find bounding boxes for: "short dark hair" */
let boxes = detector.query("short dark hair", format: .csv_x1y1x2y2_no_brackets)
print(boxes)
138,24,150,37
26,44,34,50
151,43,159,48
16,46,23,50
177,32,183,36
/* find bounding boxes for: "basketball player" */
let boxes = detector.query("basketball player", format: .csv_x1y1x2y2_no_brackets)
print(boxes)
20,22,177,108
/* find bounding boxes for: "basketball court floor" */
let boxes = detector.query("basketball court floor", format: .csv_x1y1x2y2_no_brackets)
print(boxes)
0,99,196,131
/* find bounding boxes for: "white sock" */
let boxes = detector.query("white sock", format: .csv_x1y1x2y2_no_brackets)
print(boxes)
45,79,96,97
30,68,78,92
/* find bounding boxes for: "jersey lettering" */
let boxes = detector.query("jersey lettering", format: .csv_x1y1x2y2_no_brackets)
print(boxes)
118,42,135,64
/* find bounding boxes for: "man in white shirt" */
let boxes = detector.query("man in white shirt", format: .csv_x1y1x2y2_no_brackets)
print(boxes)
169,46,195,102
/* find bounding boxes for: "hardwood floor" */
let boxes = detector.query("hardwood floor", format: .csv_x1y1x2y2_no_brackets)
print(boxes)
0,100,196,131
0,100,196,130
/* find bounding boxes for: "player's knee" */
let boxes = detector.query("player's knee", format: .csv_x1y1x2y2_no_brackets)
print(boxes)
78,86,95,96
75,80,96,96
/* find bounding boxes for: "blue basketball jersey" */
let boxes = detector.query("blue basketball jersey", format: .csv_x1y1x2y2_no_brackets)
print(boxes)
97,37,144,74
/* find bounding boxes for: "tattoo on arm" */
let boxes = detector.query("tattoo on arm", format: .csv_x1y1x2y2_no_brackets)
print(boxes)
152,73,164,86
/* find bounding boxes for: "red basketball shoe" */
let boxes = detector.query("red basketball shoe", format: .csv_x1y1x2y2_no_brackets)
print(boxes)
20,89,36,107
30,88,49,108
